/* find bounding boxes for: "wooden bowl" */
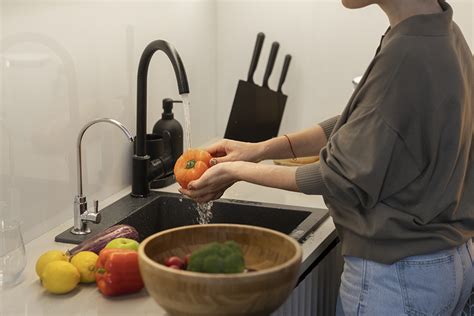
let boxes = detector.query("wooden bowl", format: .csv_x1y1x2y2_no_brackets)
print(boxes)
138,224,302,316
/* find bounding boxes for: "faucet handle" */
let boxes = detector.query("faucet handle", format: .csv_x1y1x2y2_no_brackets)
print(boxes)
80,200,101,224
93,200,99,213
89,199,101,224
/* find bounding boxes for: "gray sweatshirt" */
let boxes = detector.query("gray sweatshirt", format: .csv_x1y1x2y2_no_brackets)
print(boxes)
296,1,474,264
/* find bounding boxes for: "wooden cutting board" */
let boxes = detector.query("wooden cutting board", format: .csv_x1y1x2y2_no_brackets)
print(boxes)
273,156,319,166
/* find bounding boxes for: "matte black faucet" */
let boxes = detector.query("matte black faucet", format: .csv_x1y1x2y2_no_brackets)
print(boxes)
132,40,189,197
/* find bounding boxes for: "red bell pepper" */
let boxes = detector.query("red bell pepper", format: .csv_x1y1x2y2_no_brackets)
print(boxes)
95,248,144,296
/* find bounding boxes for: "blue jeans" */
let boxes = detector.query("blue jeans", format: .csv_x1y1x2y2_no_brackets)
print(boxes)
336,240,474,316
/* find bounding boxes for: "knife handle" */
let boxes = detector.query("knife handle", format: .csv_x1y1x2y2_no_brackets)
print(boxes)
247,32,265,84
277,54,292,93
262,41,280,89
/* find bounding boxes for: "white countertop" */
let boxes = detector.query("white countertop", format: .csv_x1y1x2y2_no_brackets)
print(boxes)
0,173,336,316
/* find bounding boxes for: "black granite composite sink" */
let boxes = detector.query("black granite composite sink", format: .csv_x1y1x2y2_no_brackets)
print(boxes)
55,191,329,244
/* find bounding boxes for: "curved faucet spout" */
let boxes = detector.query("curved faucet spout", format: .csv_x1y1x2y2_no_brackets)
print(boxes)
136,40,189,157
77,118,133,196
132,40,190,197
72,118,133,235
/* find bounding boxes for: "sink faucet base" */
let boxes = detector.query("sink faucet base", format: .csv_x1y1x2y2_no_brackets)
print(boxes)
71,226,91,235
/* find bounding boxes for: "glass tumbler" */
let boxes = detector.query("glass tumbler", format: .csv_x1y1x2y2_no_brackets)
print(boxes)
0,219,26,287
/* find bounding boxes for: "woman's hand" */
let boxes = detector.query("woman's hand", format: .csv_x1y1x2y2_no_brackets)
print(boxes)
178,162,240,203
178,160,300,203
205,139,264,165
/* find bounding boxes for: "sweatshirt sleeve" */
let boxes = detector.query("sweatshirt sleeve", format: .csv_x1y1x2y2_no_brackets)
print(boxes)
296,107,421,208
318,115,340,140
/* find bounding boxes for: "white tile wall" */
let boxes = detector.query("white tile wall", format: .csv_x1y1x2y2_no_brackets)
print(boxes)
1,0,472,243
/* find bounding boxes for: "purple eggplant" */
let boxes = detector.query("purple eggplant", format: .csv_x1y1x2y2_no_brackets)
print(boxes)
67,224,139,256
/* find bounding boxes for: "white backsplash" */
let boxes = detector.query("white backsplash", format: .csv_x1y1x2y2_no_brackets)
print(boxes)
0,0,217,242
0,0,472,243
216,0,473,136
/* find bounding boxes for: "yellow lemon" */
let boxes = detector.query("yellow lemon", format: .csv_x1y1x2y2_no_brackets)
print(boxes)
35,250,69,279
41,261,80,294
70,251,98,283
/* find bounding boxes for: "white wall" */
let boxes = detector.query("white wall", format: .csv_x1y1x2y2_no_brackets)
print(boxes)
0,0,217,242
1,0,472,242
216,0,473,137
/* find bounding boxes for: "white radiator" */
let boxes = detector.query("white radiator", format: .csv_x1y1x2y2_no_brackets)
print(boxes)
272,242,343,316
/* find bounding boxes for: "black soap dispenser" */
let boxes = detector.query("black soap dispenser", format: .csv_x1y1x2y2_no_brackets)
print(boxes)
152,98,184,166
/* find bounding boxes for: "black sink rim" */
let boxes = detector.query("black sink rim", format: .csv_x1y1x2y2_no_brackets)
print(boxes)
55,190,328,245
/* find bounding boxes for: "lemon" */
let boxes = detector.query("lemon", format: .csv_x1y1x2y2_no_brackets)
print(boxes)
70,251,98,283
41,261,80,294
35,250,69,279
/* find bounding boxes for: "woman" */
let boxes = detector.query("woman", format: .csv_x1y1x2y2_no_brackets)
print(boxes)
180,0,474,314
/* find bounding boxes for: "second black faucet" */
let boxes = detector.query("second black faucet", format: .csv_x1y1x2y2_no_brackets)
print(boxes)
132,40,190,198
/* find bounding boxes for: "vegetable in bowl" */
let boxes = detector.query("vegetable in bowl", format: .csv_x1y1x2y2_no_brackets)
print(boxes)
187,241,245,274
162,241,246,273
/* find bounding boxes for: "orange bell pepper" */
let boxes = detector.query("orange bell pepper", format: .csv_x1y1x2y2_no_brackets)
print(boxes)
95,248,144,296
174,149,212,189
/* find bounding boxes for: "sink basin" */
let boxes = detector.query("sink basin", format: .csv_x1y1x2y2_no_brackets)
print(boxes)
55,191,328,244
